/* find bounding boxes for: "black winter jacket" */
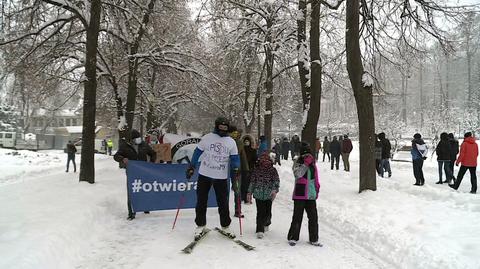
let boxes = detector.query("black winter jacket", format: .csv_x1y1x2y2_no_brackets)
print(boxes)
329,140,341,157
380,138,391,159
114,139,156,168
449,139,459,161
436,139,452,161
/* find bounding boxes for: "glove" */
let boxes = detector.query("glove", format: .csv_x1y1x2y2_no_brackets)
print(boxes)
304,154,315,166
247,193,253,203
186,165,195,179
231,170,240,194
270,191,277,201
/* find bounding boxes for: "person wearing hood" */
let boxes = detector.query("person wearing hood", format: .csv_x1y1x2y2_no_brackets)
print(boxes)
186,117,240,238
449,132,478,194
114,129,156,220
242,136,257,204
411,133,428,186
272,138,282,166
257,135,268,156
329,136,341,170
448,133,459,176
435,132,454,184
287,142,321,246
247,153,280,239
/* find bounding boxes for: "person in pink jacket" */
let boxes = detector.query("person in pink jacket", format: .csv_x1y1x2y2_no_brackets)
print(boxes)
287,142,321,247
449,132,478,194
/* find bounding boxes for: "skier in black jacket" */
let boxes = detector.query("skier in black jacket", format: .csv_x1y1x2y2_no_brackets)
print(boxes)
114,129,156,220
435,132,454,184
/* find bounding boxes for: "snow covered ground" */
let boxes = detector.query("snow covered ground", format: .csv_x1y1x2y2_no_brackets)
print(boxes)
1,145,479,269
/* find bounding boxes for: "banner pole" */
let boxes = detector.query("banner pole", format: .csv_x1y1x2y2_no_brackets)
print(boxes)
236,185,243,236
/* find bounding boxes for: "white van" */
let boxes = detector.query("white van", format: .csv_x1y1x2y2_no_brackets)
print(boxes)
0,132,16,148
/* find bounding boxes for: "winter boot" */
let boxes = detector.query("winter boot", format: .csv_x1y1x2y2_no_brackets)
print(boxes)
234,212,244,218
264,226,269,232
221,226,236,238
256,232,264,239
309,241,323,247
127,213,136,221
288,240,297,246
435,181,443,184
194,226,206,239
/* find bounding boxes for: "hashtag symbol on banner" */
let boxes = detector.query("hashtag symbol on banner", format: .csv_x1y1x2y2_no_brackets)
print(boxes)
132,179,142,193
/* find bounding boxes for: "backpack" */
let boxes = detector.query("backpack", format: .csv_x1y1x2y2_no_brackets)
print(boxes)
416,143,428,157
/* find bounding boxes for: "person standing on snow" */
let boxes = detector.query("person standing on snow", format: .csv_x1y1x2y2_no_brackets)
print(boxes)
435,132,454,184
448,133,459,176
281,137,290,160
374,134,383,176
186,117,240,238
247,153,280,239
329,136,341,170
315,137,321,160
378,132,392,178
66,140,77,173
449,132,478,194
272,138,282,166
257,135,268,156
287,142,321,247
114,129,156,220
229,125,249,218
322,136,330,162
341,134,353,172
411,133,428,186
242,136,257,204
107,139,114,156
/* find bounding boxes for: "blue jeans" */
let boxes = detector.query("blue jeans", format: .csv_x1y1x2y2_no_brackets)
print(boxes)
380,159,391,177
438,160,453,182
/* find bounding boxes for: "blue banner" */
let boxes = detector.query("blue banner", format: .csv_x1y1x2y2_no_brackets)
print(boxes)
126,160,222,212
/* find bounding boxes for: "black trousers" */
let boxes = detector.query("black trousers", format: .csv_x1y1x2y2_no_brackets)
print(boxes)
450,159,456,177
283,152,289,160
240,171,250,203
453,166,477,193
287,200,318,242
331,155,340,170
195,175,231,227
323,152,330,162
255,199,272,233
413,159,425,185
66,154,76,172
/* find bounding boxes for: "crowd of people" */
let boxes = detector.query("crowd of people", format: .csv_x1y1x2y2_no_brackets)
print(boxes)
84,115,477,246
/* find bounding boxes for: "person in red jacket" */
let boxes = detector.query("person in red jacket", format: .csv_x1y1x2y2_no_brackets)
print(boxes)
341,134,353,172
449,132,478,194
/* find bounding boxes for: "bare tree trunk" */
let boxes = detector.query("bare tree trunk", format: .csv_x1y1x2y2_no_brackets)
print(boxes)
263,18,274,149
297,0,309,108
79,0,101,184
419,62,424,129
345,0,376,192
401,73,407,123
124,0,157,137
301,0,321,147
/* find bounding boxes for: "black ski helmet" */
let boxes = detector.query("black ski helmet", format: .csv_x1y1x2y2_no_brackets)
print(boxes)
214,117,230,130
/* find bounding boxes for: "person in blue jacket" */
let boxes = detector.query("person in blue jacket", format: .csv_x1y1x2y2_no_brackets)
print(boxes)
186,117,240,238
257,135,268,156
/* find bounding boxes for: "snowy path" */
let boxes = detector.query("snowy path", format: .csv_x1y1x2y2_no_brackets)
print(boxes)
2,148,480,269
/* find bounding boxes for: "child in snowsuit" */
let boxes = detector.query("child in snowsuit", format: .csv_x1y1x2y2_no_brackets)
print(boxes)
247,153,280,239
287,142,321,246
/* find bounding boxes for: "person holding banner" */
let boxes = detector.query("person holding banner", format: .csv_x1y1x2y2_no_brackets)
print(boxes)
186,117,240,238
229,125,249,218
114,129,156,220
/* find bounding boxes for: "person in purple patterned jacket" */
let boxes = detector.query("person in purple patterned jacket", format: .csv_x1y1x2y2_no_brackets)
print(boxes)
247,153,280,239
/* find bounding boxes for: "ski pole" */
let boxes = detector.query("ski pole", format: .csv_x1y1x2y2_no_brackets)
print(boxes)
172,159,192,230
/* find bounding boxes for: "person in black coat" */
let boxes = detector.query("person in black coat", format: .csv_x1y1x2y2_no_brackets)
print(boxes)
242,136,257,203
114,129,156,220
281,137,290,160
378,132,392,177
329,136,341,170
66,140,77,173
435,132,454,184
448,133,459,176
